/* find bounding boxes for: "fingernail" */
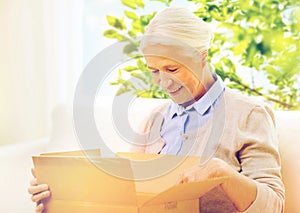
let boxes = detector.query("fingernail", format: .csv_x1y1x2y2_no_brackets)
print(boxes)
41,184,48,189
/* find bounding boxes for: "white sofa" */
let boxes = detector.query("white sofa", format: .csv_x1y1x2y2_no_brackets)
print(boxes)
0,98,299,213
275,111,300,213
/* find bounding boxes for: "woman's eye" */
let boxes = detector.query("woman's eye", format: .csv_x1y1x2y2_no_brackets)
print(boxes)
167,68,178,72
152,70,159,74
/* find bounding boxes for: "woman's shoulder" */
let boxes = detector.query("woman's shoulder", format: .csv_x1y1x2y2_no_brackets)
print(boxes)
223,88,275,123
224,88,271,110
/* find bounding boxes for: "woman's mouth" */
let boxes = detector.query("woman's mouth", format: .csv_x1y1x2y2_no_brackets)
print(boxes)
168,86,183,95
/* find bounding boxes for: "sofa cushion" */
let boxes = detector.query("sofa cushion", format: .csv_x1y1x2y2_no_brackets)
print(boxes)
275,111,300,213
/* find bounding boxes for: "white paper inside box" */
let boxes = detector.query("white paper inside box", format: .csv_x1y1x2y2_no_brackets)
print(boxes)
32,151,226,213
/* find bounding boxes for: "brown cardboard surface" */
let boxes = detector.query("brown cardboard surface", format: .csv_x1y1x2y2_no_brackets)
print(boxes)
117,152,201,194
46,199,199,213
144,177,226,206
33,156,137,206
33,151,226,213
45,200,138,213
139,199,199,213
40,149,101,157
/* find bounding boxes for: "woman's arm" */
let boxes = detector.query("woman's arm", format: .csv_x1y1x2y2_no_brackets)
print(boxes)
178,105,284,212
178,157,257,211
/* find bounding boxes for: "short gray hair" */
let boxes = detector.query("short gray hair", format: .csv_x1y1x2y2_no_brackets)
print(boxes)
141,6,214,53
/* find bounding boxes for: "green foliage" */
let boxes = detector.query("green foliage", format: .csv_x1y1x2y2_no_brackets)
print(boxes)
198,0,300,110
103,0,300,109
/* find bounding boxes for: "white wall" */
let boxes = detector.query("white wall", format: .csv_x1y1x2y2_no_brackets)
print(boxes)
0,0,83,145
0,0,48,145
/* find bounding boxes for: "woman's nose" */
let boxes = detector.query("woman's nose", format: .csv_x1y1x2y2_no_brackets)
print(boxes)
159,72,173,89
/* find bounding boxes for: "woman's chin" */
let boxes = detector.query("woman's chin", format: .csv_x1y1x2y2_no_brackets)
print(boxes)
169,92,196,107
169,96,182,104
170,97,194,107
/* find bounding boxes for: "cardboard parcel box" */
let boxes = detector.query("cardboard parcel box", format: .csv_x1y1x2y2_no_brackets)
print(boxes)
33,151,226,213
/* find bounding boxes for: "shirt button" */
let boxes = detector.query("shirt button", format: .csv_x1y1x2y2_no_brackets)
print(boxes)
183,135,188,141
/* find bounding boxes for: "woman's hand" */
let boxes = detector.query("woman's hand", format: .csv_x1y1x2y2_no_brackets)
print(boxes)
28,168,51,213
177,157,231,184
177,157,257,211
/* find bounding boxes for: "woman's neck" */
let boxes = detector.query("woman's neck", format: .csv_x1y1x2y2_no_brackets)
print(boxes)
180,65,216,108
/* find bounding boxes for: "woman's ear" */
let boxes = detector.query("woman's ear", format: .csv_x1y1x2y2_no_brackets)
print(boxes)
201,50,208,68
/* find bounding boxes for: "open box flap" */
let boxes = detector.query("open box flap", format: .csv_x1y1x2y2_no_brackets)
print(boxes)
117,152,201,194
32,155,137,206
40,149,101,157
143,177,227,206
116,152,162,160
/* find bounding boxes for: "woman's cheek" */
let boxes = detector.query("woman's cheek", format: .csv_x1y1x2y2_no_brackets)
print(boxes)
151,74,161,85
176,73,199,90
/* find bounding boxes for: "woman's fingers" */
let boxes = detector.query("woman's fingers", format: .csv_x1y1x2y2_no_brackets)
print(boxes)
31,168,37,178
35,203,44,213
176,172,195,185
31,190,51,203
28,184,49,195
29,167,49,212
30,178,38,186
177,158,232,185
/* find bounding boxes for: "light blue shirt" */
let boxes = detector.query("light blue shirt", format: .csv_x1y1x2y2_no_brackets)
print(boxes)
160,74,225,155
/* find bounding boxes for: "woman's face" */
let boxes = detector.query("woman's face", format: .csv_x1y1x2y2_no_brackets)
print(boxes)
144,54,205,106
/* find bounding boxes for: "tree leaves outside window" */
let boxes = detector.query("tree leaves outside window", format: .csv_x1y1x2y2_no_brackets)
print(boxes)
103,0,300,110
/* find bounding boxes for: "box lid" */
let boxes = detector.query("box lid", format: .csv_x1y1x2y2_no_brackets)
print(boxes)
143,177,227,206
40,149,101,157
33,155,138,206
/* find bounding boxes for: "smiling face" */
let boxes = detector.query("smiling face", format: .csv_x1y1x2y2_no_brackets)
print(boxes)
140,6,215,106
145,54,205,106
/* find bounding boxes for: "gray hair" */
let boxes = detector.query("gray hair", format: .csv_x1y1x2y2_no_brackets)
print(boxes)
141,6,214,54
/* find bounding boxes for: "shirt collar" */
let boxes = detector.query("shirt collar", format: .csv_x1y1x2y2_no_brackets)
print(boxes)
167,73,225,119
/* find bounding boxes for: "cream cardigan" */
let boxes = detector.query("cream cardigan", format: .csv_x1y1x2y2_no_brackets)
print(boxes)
131,89,285,213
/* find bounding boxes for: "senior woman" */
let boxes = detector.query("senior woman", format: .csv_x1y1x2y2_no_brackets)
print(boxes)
28,6,284,213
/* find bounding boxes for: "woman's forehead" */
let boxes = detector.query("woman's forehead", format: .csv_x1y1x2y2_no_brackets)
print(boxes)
143,50,191,69
142,43,201,66
143,43,187,56
144,55,181,66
